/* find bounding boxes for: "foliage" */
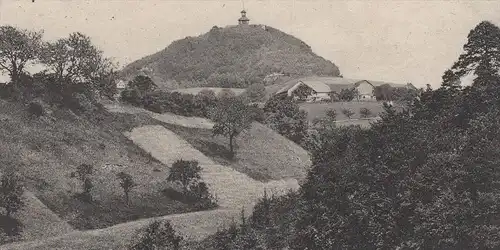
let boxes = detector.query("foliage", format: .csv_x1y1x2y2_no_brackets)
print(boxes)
325,108,337,120
196,19,500,250
120,25,340,88
209,97,253,156
27,101,45,117
71,164,94,202
129,220,183,250
359,107,372,118
341,108,355,119
0,171,25,217
167,160,202,195
0,25,43,84
165,159,216,209
338,88,357,101
40,32,115,95
263,95,308,144
292,84,313,101
243,83,266,102
116,172,137,205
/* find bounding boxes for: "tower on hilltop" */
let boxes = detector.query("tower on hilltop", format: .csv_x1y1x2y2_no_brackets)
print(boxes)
238,10,250,25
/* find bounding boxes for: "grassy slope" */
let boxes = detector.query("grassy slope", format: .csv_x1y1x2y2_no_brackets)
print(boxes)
162,121,311,182
0,100,197,234
120,25,340,88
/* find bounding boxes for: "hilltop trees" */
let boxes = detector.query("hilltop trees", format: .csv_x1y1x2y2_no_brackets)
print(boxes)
0,26,43,84
210,96,253,157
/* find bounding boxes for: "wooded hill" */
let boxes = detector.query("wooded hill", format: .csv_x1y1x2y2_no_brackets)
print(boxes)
120,25,340,89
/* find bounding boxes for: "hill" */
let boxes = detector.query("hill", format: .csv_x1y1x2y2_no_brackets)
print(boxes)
0,100,202,241
120,25,340,89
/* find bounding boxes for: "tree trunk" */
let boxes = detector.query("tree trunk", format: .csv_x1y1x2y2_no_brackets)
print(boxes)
229,134,234,158
125,192,129,205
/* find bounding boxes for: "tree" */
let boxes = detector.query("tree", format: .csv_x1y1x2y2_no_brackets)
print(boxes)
293,84,313,101
40,32,114,90
325,108,337,121
71,164,94,202
210,97,253,156
129,220,183,250
374,84,393,101
0,171,24,217
338,88,356,101
341,108,354,119
128,75,157,94
116,172,137,205
359,107,372,118
444,21,500,89
167,160,202,195
0,26,43,84
264,95,308,144
244,83,266,102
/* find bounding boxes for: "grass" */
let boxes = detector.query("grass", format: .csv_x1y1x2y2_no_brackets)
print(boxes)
13,190,74,242
299,101,389,122
172,87,246,96
2,209,239,250
0,100,202,234
161,120,311,182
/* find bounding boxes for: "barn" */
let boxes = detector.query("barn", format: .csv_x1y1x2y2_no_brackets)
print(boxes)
274,76,406,102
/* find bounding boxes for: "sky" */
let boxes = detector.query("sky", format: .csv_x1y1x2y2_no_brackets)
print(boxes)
1,0,499,87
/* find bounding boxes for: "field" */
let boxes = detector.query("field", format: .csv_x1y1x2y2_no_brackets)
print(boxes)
299,101,388,121
0,100,200,236
149,111,311,182
172,87,246,96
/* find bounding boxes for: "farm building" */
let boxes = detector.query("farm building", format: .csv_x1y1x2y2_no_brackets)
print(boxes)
274,76,407,101
276,80,332,101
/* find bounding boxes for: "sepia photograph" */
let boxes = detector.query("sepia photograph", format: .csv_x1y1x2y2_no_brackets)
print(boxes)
0,0,499,249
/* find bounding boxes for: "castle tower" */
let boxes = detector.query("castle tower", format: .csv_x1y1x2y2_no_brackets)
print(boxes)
238,10,250,25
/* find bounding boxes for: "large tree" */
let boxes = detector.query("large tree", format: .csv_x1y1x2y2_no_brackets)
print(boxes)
40,32,114,90
210,96,253,156
0,26,43,84
444,21,500,89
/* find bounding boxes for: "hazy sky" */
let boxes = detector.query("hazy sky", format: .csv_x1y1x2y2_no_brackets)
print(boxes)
1,0,499,87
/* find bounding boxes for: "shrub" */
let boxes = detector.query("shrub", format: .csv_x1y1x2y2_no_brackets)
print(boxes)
325,108,337,121
27,101,45,117
359,107,372,118
129,220,183,250
341,108,355,119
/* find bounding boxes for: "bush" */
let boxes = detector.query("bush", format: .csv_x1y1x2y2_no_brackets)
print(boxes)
359,107,373,118
129,220,183,250
27,101,45,117
341,108,355,119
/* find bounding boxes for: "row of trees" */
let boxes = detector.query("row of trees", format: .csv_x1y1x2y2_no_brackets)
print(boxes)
0,26,116,104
